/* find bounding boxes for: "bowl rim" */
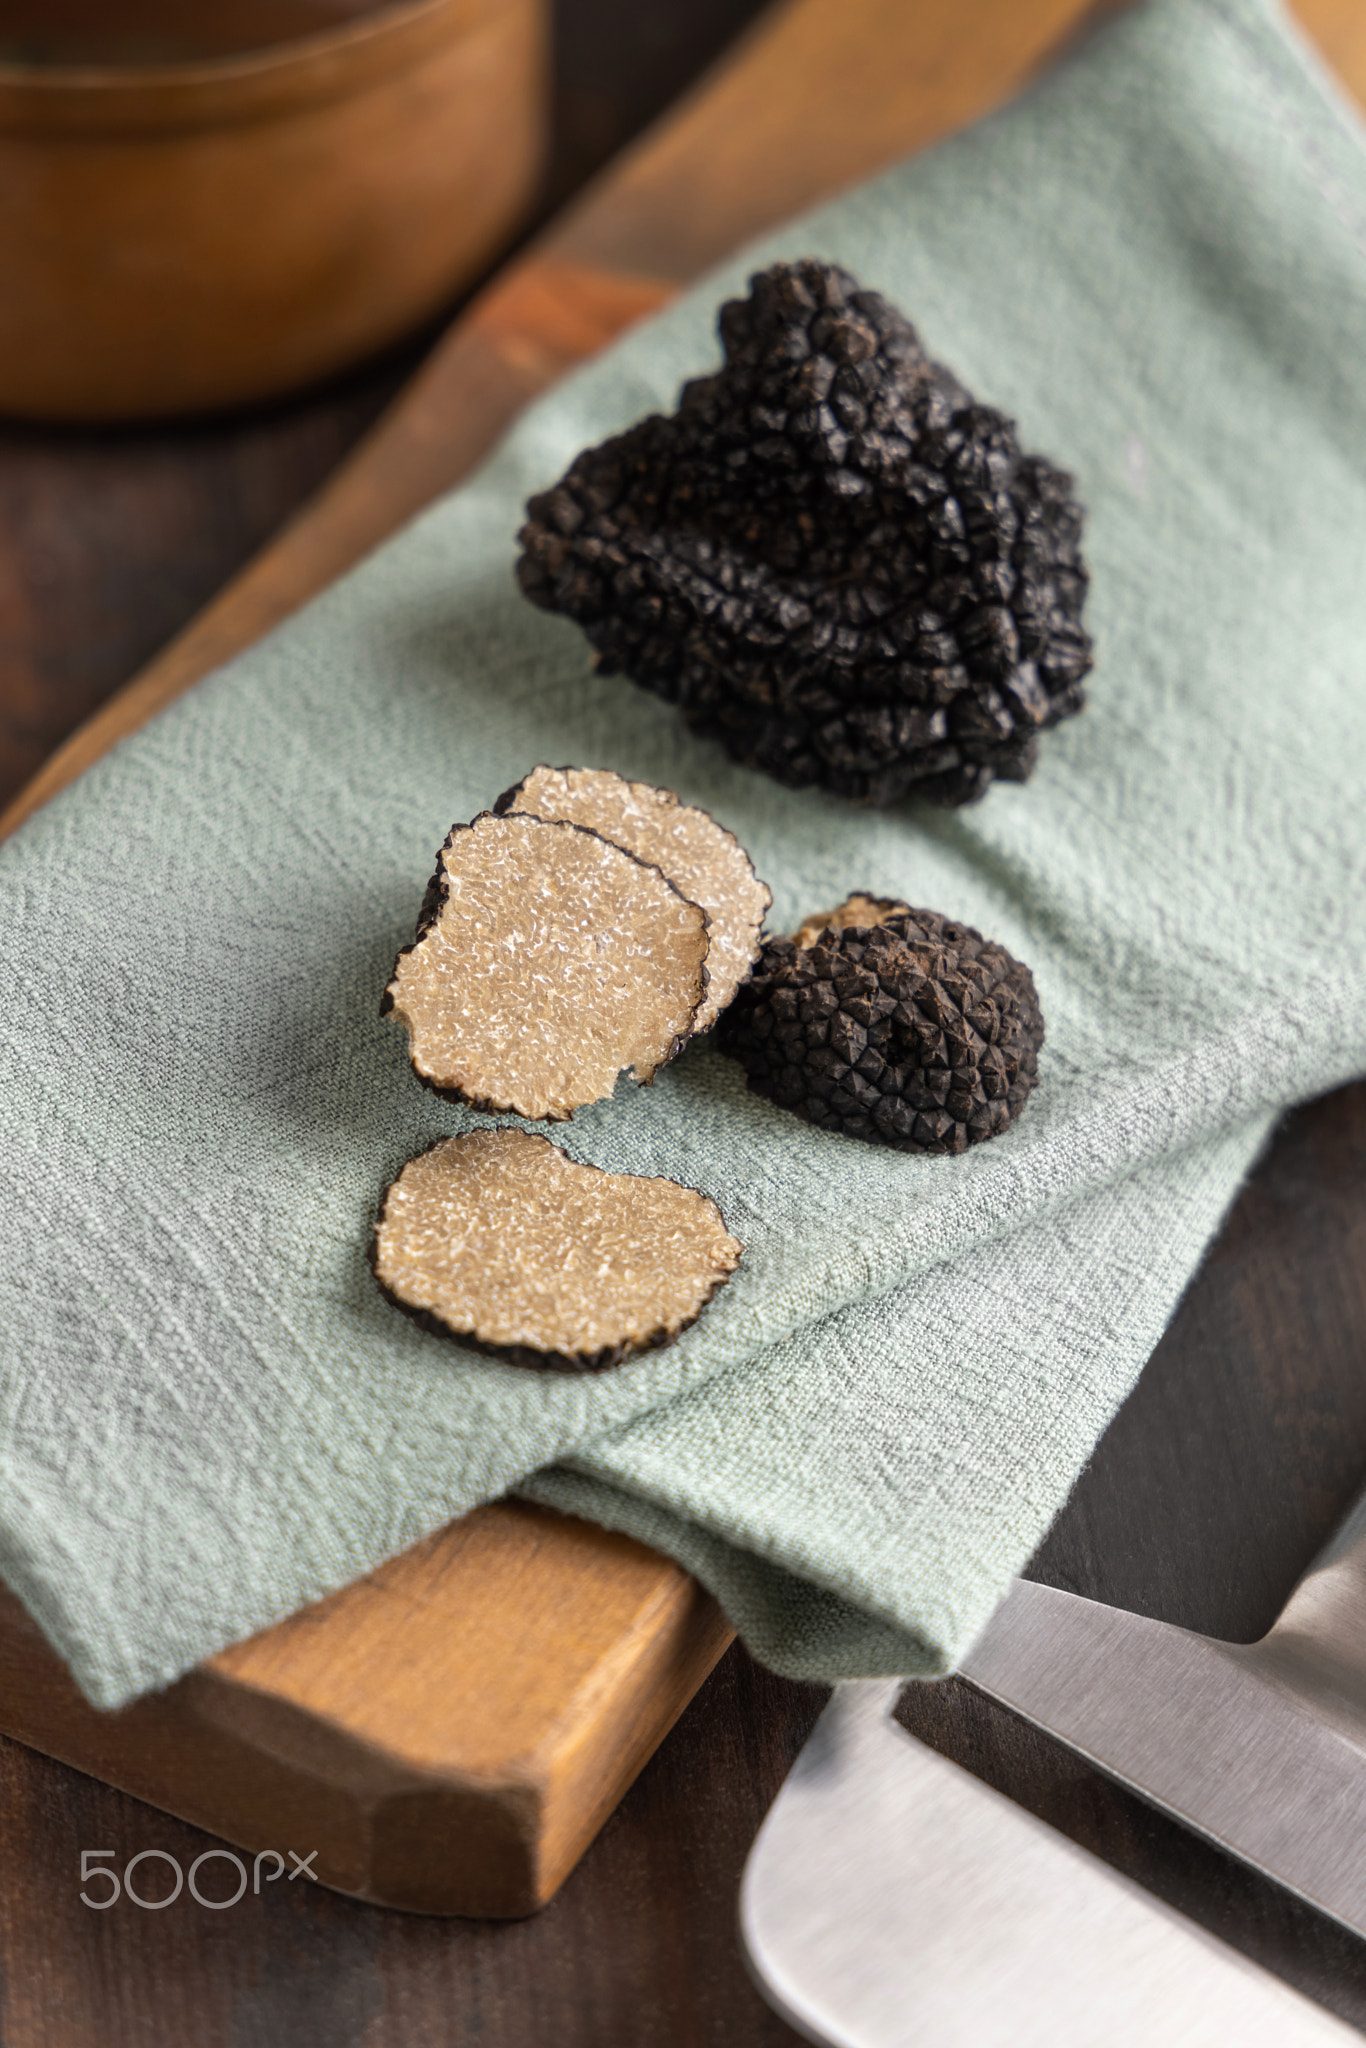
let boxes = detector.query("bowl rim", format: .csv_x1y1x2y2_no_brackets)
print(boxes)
0,0,503,132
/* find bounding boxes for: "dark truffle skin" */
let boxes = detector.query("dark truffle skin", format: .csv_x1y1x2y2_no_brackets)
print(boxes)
516,258,1091,808
717,901,1044,1153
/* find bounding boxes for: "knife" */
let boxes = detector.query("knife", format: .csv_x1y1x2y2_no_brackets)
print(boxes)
740,1681,1357,2045
740,1478,1366,2043
958,1478,1366,1939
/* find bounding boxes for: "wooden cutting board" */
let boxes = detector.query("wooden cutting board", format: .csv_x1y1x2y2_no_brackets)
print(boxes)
1,0,1359,1920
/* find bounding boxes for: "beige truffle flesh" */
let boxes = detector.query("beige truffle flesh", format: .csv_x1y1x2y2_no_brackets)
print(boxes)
496,765,770,1033
792,893,912,950
371,1128,744,1371
384,812,709,1120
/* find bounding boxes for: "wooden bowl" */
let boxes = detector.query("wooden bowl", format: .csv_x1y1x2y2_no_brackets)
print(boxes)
0,0,545,419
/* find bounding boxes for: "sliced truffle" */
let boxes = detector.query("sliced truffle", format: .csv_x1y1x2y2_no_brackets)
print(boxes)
495,764,770,1032
717,894,1044,1153
372,1128,743,1371
383,811,708,1120
517,257,1090,809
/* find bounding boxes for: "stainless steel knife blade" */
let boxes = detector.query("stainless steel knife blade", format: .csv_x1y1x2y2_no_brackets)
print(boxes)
959,1481,1366,1939
741,1682,1357,2046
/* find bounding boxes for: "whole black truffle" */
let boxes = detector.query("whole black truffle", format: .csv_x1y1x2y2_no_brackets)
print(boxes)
717,897,1044,1153
517,258,1091,808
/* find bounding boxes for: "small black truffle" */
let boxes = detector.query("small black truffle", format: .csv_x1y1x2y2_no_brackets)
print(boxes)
717,896,1044,1152
517,258,1091,808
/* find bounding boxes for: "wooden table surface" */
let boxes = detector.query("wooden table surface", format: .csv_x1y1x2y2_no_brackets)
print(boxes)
3,1,1365,2041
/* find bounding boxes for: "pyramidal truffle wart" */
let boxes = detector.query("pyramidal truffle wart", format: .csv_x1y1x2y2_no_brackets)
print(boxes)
717,894,1044,1153
517,258,1091,809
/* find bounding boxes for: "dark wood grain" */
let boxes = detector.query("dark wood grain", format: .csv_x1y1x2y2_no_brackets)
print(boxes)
546,0,776,210
0,5,802,2037
0,1645,823,2047
0,381,407,806
4,0,1107,839
1032,1082,1366,1642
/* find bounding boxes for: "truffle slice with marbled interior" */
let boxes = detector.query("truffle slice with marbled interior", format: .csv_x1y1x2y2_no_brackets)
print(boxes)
496,765,770,1032
372,1128,743,1371
383,811,709,1120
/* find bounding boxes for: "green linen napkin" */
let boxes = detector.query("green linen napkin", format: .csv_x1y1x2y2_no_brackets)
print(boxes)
3,0,1364,1710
